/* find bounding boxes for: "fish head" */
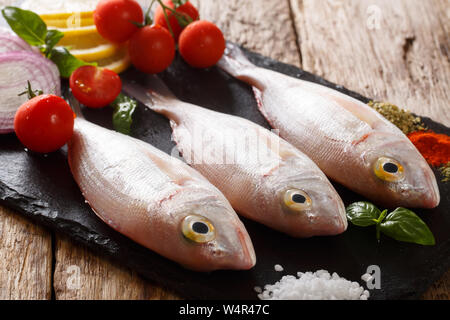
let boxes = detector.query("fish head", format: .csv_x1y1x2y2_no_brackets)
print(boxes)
261,160,348,237
358,132,440,208
165,191,256,271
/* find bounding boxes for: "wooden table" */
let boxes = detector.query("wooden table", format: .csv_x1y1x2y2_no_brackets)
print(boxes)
0,0,449,300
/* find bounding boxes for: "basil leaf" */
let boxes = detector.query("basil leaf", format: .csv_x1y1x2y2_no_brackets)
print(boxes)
48,47,91,78
380,208,435,246
44,29,65,53
2,6,47,46
111,94,138,135
346,202,381,227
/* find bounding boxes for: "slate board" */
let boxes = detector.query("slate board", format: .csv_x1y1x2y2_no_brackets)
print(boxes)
0,46,449,300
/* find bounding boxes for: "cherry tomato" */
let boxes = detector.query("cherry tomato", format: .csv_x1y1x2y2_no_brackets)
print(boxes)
154,0,199,41
94,0,143,43
69,66,122,108
14,94,74,153
178,20,226,68
128,25,175,74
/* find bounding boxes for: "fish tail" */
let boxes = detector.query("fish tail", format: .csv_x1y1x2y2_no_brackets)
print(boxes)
122,75,182,119
217,42,264,89
64,86,85,119
217,42,255,77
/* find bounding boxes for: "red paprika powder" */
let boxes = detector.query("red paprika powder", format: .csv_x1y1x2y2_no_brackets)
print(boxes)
407,131,450,167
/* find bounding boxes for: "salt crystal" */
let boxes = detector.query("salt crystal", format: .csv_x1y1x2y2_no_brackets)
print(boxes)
361,273,374,282
274,264,284,272
254,286,262,293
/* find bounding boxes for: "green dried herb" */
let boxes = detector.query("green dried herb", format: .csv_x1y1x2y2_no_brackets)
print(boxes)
368,101,426,135
440,163,450,183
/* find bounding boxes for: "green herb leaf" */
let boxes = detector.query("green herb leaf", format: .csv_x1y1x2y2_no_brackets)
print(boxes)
379,208,436,246
111,94,138,135
2,6,47,46
346,202,381,227
48,47,92,78
44,29,65,54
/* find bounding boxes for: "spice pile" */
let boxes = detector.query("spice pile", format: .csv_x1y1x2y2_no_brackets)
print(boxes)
369,101,450,182
368,101,426,135
407,131,450,167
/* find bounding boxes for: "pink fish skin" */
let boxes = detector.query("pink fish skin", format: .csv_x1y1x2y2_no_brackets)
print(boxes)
68,117,255,271
217,43,440,209
123,77,347,238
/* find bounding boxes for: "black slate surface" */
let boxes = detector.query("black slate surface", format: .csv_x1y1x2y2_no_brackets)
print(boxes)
0,47,449,300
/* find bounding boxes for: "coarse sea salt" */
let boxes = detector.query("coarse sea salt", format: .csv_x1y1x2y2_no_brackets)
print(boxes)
257,269,370,300
274,264,284,272
360,273,372,281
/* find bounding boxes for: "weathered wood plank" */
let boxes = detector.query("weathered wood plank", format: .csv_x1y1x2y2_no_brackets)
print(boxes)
290,0,450,126
53,235,179,300
423,270,450,300
0,207,52,299
195,0,302,66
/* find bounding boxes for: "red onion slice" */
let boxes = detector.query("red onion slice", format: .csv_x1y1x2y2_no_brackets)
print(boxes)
0,27,34,54
0,51,61,133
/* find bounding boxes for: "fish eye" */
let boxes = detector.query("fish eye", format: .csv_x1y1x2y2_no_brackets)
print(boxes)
182,215,216,243
282,189,312,212
374,157,405,182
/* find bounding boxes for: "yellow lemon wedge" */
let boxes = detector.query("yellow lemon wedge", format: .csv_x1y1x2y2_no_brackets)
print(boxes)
96,47,131,74
55,27,108,50
44,16,95,29
52,25,98,39
40,11,94,21
70,44,120,62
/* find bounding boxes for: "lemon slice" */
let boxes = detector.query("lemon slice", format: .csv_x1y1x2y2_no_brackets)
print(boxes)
101,56,131,74
70,43,120,62
40,11,94,21
56,27,108,49
44,17,94,29
52,25,98,37
96,47,131,74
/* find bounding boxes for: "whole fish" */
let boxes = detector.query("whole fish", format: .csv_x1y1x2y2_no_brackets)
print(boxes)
67,116,255,272
217,43,440,208
123,76,347,237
